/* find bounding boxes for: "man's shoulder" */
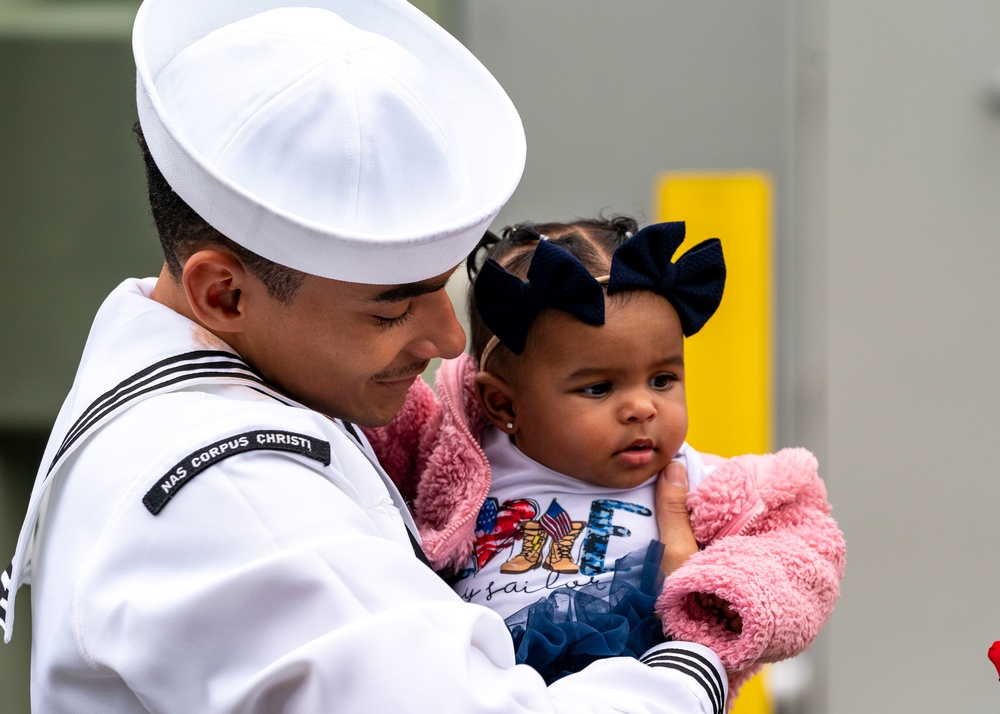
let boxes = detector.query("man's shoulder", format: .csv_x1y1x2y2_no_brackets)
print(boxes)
98,383,336,458
45,384,361,532
61,383,336,485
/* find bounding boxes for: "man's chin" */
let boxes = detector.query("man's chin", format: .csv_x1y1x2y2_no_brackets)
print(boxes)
343,391,411,429
307,378,416,429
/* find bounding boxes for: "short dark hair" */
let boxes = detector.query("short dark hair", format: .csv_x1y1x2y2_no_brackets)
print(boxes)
465,214,639,370
133,121,306,303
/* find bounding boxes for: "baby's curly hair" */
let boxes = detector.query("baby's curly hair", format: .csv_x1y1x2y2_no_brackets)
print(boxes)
465,214,639,372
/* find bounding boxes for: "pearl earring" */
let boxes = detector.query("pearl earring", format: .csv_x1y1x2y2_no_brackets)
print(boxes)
506,422,514,431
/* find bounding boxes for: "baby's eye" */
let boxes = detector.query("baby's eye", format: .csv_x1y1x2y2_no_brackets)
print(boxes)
579,382,611,397
650,373,676,390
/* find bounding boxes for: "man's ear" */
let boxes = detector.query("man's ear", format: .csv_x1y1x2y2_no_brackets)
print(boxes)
182,249,251,333
475,371,519,434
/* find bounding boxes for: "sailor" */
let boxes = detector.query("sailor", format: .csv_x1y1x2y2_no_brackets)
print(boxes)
1,1,727,711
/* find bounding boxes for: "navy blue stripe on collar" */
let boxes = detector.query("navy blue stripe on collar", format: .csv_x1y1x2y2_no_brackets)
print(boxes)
50,351,279,473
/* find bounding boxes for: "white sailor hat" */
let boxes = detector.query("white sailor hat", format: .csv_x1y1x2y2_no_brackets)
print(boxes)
133,0,526,284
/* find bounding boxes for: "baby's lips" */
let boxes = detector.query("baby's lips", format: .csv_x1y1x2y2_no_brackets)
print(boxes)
988,641,1000,680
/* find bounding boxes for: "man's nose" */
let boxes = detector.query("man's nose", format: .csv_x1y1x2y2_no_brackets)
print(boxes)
411,288,466,360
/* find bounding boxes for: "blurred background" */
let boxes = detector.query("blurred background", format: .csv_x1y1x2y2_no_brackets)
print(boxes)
1,0,999,712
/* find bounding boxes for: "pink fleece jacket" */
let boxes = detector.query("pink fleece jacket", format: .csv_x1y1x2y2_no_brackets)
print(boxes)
364,353,845,701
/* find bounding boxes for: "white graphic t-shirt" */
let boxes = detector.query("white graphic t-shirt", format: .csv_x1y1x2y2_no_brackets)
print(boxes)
451,426,713,619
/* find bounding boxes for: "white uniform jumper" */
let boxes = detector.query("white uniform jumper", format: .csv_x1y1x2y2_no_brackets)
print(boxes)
2,278,727,714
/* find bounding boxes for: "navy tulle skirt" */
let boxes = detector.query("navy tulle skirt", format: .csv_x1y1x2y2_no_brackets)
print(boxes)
505,541,668,684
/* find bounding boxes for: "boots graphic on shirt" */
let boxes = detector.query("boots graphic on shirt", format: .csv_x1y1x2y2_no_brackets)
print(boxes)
543,521,585,573
501,521,548,573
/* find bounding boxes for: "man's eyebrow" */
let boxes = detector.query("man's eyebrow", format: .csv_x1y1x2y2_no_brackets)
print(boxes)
367,276,452,304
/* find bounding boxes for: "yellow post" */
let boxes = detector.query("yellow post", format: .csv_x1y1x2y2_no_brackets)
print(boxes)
655,172,773,714
655,172,772,458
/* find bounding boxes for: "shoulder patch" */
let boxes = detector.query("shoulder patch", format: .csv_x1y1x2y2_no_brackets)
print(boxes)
143,430,331,515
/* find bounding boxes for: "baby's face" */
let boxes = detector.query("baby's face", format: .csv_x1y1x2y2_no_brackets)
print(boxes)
509,292,687,489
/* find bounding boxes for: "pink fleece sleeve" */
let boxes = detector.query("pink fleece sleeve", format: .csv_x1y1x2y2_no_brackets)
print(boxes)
656,448,845,686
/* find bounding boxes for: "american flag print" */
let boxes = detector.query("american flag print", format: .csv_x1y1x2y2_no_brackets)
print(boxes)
539,499,572,541
473,499,538,570
476,498,499,533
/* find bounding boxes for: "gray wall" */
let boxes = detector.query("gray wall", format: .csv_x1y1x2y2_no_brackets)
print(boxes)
1,5,159,712
460,1,789,222
0,33,161,429
825,1,1000,710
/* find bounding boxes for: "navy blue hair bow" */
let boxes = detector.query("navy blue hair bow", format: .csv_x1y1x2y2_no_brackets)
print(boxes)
607,222,726,336
474,239,605,355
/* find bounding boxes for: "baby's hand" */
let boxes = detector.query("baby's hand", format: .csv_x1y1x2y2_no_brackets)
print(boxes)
655,461,699,577
693,592,743,633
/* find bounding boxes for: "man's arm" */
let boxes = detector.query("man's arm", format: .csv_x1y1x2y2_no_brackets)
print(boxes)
76,440,726,713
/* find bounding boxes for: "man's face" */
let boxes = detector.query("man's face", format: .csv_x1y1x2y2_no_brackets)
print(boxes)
507,292,688,489
240,266,465,426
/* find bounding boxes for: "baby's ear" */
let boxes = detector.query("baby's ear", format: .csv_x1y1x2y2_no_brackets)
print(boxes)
475,371,518,434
